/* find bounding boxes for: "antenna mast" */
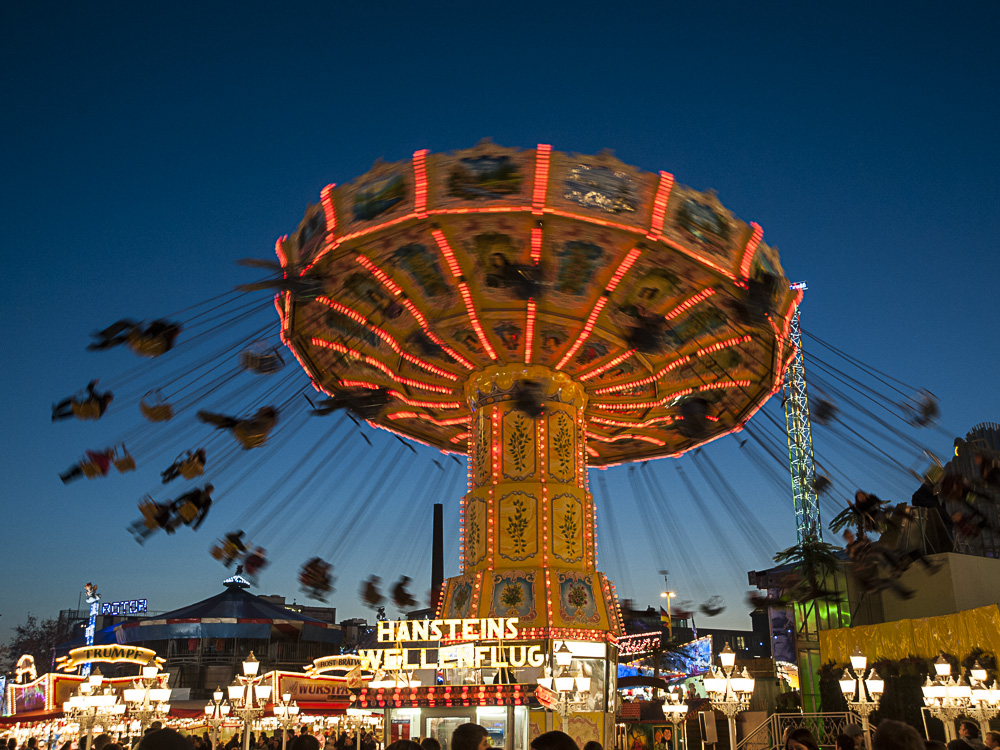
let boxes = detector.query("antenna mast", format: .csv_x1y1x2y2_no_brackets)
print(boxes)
783,283,822,541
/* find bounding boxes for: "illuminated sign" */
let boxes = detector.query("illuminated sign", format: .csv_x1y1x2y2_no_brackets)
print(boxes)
359,617,544,671
376,617,519,643
101,599,147,616
278,674,352,703
15,655,37,683
618,633,661,658
56,645,164,671
306,654,367,676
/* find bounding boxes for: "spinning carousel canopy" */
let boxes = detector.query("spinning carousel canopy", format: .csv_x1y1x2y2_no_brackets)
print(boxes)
276,143,799,466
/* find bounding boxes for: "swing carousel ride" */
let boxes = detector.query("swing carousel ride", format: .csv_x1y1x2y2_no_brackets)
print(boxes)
278,143,796,464
53,142,983,623
271,143,796,633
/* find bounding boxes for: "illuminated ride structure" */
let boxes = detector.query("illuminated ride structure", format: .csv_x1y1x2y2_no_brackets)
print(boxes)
275,143,799,745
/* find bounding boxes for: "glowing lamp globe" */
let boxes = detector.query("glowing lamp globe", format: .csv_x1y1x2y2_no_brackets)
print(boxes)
934,654,952,677
719,644,736,670
971,663,988,683
554,670,576,693
143,659,160,680
554,642,573,667
850,650,867,673
864,670,884,697
242,652,260,677
840,670,856,697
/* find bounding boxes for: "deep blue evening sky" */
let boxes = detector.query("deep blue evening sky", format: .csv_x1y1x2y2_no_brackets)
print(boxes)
3,2,998,649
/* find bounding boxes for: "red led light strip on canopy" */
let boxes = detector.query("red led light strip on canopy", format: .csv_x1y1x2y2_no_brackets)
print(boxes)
699,379,751,390
355,254,475,370
412,150,429,218
578,350,637,382
274,236,294,343
320,184,338,246
590,335,753,396
587,431,666,447
556,247,641,370
431,229,497,360
694,334,752,357
592,355,691,395
388,391,461,409
316,296,459,381
524,299,536,364
309,337,455,393
275,235,289,270
588,415,675,428
665,287,716,320
593,386,696,411
530,226,542,263
646,171,675,240
532,144,552,215
738,222,763,279
386,412,471,427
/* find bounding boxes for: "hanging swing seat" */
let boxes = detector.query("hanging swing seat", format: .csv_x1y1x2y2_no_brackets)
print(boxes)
176,500,200,523
127,331,171,358
240,342,285,374
113,446,137,473
178,453,205,479
81,461,105,479
140,390,174,422
138,496,163,529
234,424,269,450
72,399,102,420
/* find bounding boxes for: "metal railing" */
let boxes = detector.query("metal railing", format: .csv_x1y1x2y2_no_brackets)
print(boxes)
737,713,859,750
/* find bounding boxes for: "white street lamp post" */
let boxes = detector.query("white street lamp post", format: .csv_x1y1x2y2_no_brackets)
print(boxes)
204,687,232,750
538,644,591,729
663,690,689,750
922,654,972,742
345,708,369,750
273,692,301,750
228,652,273,750
64,670,128,750
965,662,1000,737
703,644,755,750
839,649,884,750
124,658,172,737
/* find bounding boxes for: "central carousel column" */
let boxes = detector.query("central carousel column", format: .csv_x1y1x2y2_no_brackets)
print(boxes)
465,364,592,577
437,363,623,642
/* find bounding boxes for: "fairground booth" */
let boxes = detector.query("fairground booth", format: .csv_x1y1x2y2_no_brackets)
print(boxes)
1,645,372,745
2,645,168,742
347,614,618,750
